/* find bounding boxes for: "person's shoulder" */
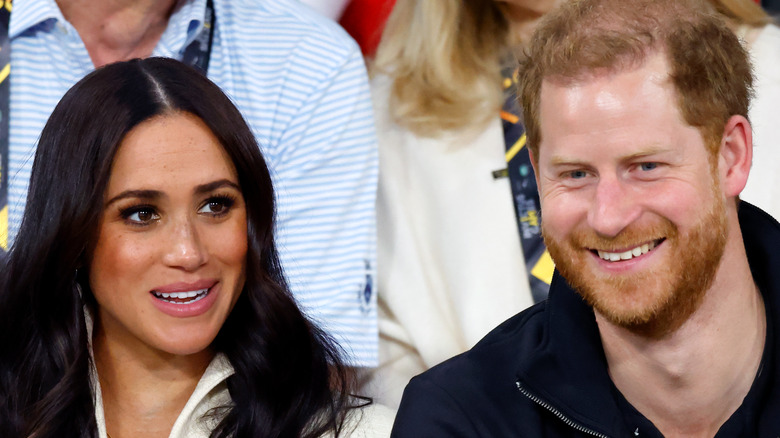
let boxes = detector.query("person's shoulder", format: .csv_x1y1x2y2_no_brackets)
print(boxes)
423,302,546,385
338,403,395,438
390,305,547,436
215,0,359,57
757,22,780,43
396,305,546,416
751,23,780,70
370,74,392,102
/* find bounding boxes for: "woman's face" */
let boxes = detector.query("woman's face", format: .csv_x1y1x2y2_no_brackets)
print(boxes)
497,0,563,39
89,112,247,358
497,0,561,17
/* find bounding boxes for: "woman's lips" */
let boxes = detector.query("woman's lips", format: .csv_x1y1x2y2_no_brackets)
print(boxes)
149,279,220,317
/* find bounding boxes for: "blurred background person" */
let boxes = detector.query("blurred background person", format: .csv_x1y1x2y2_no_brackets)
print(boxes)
761,0,780,15
299,0,396,56
0,58,393,438
362,0,563,407
339,0,396,56
712,0,780,220
300,0,351,19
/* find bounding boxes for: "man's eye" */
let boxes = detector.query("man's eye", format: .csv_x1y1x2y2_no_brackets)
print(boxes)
569,170,588,179
639,162,659,171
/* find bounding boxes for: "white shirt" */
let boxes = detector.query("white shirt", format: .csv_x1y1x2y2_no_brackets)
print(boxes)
362,76,535,407
741,23,780,220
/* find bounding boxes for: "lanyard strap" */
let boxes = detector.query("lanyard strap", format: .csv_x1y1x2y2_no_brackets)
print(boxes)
0,1,10,252
0,0,215,252
182,0,216,75
498,66,553,303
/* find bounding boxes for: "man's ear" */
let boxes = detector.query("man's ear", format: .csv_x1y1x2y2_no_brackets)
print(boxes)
529,148,540,188
718,115,752,198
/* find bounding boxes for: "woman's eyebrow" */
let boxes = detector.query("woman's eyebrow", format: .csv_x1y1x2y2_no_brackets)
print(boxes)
194,179,240,194
103,179,240,208
104,189,162,207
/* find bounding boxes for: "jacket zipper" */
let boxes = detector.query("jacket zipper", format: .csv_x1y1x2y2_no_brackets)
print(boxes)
516,381,610,438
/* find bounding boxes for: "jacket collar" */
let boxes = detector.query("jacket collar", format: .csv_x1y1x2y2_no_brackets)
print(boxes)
516,202,780,436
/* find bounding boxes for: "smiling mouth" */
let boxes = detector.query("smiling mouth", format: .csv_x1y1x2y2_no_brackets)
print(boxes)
591,238,664,262
151,288,210,304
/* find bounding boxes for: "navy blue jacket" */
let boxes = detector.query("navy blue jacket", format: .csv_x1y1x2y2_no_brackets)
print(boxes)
391,202,780,437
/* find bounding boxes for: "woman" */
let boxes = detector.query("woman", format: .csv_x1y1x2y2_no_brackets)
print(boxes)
364,0,562,407
0,58,392,437
711,0,780,220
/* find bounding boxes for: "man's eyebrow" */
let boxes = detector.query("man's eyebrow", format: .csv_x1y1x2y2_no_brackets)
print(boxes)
549,156,589,167
548,146,673,166
105,190,162,207
621,146,672,160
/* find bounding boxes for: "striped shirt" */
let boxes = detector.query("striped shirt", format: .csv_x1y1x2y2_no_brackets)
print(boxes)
8,0,378,366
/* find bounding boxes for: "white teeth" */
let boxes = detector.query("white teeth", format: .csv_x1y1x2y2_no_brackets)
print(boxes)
152,288,209,304
598,241,659,262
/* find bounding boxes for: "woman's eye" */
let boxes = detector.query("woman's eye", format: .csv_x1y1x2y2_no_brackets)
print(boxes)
122,207,159,225
199,196,236,216
639,162,659,171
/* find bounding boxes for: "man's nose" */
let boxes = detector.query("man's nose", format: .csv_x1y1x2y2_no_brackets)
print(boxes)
162,216,208,271
587,175,642,238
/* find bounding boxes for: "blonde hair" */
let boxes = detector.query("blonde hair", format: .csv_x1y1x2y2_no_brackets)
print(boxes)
708,0,771,26
372,0,511,137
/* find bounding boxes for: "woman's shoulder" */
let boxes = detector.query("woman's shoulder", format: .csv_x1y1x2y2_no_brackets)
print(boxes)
325,403,396,438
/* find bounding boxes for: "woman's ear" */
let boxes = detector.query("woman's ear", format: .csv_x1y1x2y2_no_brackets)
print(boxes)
718,115,752,198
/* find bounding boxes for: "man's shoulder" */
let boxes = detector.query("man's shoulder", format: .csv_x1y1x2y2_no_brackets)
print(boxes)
418,302,546,387
215,0,359,58
391,304,549,436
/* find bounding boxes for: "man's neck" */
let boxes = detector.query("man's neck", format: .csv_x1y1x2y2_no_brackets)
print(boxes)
598,226,766,437
55,0,179,67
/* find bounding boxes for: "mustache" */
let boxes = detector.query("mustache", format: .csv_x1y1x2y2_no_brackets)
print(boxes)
547,219,678,252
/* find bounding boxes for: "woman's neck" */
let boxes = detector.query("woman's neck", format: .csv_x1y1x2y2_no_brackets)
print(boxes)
498,1,561,46
92,323,212,438
55,0,179,67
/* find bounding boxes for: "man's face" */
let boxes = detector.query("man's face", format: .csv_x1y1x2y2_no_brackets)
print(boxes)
534,53,728,337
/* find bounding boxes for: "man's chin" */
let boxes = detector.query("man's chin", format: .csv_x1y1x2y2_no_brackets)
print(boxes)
580,278,708,339
576,282,675,333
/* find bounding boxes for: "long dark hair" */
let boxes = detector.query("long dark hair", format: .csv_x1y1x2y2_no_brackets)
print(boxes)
0,57,358,438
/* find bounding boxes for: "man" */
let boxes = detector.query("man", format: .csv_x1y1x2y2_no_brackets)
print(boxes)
391,0,780,435
4,0,377,366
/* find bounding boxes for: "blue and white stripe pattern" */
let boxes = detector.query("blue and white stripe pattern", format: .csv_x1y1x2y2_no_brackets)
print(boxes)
7,0,378,366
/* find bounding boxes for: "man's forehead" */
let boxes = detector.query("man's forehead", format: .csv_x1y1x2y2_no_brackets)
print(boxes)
537,53,686,139
534,52,710,165
539,51,672,99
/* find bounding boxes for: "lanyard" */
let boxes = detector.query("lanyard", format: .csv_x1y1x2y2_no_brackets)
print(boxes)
182,0,216,75
497,65,553,303
0,0,10,252
0,0,215,252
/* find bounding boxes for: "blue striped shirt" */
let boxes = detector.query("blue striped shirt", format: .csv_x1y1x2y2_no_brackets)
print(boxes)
7,0,378,366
